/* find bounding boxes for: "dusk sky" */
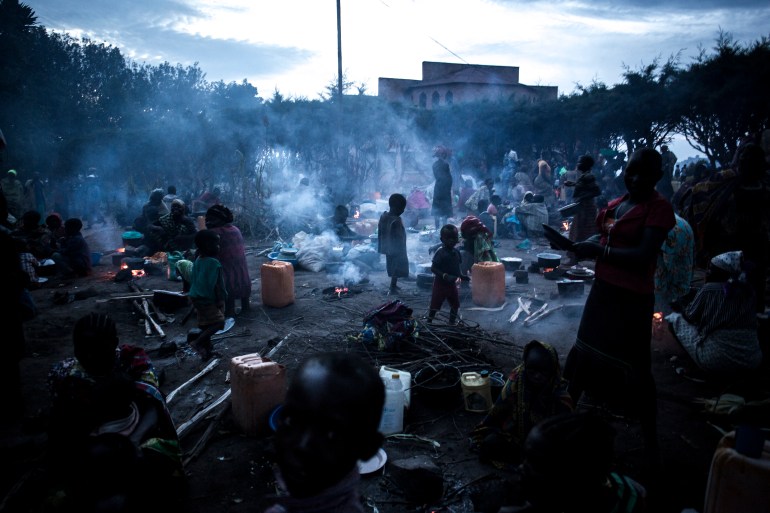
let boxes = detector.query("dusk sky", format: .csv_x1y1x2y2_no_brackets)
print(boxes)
25,0,770,159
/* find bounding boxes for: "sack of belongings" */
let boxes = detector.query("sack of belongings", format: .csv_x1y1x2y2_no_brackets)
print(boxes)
360,299,418,352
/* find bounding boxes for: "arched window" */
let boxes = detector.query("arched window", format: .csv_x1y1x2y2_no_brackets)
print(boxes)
445,91,453,105
431,91,440,107
419,92,427,108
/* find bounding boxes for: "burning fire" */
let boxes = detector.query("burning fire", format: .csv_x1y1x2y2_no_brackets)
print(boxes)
542,267,555,274
334,286,349,298
117,247,126,253
353,208,360,219
562,221,570,232
120,263,145,278
652,312,664,339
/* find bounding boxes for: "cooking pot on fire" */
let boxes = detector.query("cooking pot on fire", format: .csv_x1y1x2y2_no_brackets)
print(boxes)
536,252,561,269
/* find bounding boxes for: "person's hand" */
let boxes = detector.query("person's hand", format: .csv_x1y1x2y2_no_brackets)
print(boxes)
443,273,458,282
572,240,602,260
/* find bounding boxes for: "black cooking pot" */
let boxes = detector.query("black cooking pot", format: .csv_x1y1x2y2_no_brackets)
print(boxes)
557,279,584,297
413,365,461,409
536,252,561,269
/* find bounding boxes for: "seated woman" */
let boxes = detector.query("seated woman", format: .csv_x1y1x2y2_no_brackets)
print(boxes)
47,313,184,510
666,250,763,376
470,340,573,468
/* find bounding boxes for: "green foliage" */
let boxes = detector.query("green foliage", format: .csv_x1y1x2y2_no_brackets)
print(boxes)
0,3,767,221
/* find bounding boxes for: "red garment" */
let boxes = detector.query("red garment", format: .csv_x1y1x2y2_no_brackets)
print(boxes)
210,224,252,299
594,192,675,294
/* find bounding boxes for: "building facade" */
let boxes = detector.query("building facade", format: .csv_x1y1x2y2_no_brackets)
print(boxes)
378,61,558,109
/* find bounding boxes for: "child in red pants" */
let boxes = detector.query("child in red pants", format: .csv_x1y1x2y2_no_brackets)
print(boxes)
428,224,469,324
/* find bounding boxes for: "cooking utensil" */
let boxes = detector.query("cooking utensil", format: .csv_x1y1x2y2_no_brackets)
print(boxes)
500,257,523,271
537,252,562,268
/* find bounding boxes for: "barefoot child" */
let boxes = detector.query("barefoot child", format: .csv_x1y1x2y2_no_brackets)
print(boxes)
187,229,226,361
377,193,409,295
428,224,469,324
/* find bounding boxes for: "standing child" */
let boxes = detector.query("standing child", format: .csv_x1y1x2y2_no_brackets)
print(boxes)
187,229,226,361
378,193,409,295
428,224,469,324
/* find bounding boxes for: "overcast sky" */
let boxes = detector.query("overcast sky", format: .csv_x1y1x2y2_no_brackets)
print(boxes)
25,0,770,158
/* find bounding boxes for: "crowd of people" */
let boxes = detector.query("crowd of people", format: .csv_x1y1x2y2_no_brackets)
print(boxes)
1,130,769,512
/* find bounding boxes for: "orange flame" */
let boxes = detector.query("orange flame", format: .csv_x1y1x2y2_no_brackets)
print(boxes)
353,209,360,219
121,263,128,270
131,269,145,278
562,221,570,231
334,286,349,298
117,247,126,253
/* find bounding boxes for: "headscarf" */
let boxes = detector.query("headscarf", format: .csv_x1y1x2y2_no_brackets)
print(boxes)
206,204,234,226
710,250,742,276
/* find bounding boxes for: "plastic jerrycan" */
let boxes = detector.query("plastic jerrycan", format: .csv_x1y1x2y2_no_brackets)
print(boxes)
461,370,493,412
378,373,405,435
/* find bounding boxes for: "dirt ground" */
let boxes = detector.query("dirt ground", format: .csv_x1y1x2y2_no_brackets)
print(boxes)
2,219,769,513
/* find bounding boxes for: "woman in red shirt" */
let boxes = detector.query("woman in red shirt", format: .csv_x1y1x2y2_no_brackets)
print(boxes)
565,148,675,471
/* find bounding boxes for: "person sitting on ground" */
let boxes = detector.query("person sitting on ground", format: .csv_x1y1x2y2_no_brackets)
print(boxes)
14,237,42,285
133,198,197,257
162,185,179,212
331,205,367,242
428,224,470,325
52,218,92,277
404,187,431,229
45,213,65,246
513,193,549,239
500,411,646,513
266,351,385,513
12,210,56,259
477,198,499,237
458,179,477,218
47,313,184,511
378,193,409,295
185,229,226,361
134,188,167,234
470,340,573,468
205,204,251,318
665,250,763,376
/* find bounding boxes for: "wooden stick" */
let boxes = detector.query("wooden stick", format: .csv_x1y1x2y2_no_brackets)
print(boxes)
166,358,220,404
147,299,168,323
176,389,231,438
524,304,564,326
182,401,231,467
522,302,548,323
131,300,166,338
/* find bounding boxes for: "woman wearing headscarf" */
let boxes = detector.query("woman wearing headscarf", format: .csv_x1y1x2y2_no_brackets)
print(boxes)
469,340,573,468
666,250,762,375
205,204,251,318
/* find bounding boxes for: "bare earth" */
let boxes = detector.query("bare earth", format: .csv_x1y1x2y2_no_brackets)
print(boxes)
2,220,767,513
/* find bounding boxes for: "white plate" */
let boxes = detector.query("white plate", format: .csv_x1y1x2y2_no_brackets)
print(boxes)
357,448,387,474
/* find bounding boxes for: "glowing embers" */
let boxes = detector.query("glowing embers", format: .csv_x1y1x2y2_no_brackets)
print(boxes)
652,311,665,339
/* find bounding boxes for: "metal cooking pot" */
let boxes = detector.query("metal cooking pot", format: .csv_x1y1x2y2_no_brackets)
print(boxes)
536,252,561,268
